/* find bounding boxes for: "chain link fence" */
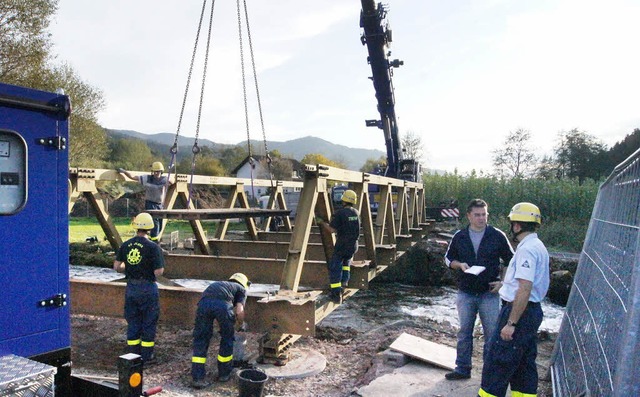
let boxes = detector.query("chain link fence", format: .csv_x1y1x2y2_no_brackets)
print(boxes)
550,148,640,396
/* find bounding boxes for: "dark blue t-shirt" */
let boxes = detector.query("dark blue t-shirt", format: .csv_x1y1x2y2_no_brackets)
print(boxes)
202,281,247,306
330,206,360,257
116,235,164,281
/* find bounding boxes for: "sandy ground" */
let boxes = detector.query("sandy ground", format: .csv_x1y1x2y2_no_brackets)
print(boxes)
71,314,555,396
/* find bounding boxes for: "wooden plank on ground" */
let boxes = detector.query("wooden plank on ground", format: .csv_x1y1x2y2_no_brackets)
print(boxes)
389,332,456,370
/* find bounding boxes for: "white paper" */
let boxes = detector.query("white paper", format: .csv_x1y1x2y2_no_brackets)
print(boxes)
464,266,485,276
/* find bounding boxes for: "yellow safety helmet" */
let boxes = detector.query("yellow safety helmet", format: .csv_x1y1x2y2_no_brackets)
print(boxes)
151,161,164,172
229,273,251,289
132,212,155,230
341,189,357,205
508,202,542,224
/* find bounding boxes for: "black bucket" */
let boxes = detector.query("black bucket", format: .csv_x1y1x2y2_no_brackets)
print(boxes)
237,368,268,397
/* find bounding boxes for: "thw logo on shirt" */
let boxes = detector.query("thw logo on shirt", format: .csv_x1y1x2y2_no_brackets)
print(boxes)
521,260,530,268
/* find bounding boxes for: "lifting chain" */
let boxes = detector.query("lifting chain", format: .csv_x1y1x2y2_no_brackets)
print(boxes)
187,0,216,207
169,0,214,205
237,0,274,207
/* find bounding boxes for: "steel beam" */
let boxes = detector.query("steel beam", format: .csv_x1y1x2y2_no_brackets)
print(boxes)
207,240,369,261
70,279,318,336
147,208,291,220
163,254,375,291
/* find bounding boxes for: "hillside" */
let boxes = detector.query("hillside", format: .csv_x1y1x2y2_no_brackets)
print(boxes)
107,129,385,171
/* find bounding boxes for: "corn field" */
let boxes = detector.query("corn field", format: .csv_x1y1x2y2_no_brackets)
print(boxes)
423,173,600,252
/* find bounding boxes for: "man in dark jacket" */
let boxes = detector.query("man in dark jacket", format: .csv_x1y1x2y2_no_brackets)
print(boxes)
444,199,514,380
191,273,250,389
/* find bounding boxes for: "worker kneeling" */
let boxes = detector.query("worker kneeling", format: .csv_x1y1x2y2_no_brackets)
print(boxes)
191,273,250,389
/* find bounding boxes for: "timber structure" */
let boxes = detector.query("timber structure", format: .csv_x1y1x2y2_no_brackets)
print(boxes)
68,164,430,363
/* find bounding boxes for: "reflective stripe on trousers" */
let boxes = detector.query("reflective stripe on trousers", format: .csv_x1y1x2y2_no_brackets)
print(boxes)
124,283,159,361
191,297,235,381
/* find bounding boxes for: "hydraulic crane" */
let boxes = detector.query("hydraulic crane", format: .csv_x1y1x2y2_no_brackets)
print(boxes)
360,0,421,182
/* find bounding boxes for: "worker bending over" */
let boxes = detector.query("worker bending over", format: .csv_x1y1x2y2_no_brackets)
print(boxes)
191,273,250,389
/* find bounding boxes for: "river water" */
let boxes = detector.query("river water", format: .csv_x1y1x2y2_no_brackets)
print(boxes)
70,265,564,334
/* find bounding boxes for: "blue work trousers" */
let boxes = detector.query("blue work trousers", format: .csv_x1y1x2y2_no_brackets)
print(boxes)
454,290,500,376
144,200,163,241
124,282,160,361
328,252,352,296
478,302,543,397
191,298,235,381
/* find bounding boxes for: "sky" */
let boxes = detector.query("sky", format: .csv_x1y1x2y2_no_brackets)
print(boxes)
49,0,640,173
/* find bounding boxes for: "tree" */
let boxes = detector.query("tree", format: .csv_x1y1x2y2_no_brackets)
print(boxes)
300,153,344,168
177,151,225,176
257,157,294,181
360,156,387,173
44,64,108,167
217,145,248,174
554,129,608,183
491,128,538,179
0,0,57,85
607,128,640,170
108,137,155,170
401,130,424,162
1,1,108,167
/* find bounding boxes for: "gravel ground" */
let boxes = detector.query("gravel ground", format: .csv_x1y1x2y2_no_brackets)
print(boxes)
71,314,554,396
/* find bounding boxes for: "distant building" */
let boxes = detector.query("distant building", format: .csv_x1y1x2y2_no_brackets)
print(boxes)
231,155,303,215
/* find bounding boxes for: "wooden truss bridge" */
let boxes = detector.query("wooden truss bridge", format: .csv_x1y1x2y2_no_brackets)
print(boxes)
68,164,431,362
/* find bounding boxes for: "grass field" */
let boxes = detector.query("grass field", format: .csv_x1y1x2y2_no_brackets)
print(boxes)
69,217,246,243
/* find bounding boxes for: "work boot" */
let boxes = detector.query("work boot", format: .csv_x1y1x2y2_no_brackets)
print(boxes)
143,354,158,367
445,371,471,380
217,373,232,382
191,379,211,389
329,290,342,304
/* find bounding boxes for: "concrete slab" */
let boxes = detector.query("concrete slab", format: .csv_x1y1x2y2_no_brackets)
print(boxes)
357,361,481,397
257,348,326,379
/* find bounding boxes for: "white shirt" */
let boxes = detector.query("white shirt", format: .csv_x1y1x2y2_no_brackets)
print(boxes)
499,233,550,303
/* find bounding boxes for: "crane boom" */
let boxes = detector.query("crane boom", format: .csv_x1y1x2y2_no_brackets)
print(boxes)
360,0,420,182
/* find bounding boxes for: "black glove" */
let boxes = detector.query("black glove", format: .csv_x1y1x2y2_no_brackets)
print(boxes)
117,168,125,173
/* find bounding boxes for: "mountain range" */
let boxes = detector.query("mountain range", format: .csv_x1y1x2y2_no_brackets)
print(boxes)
107,129,386,171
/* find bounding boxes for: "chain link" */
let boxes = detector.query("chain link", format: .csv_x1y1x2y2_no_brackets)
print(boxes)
242,0,274,188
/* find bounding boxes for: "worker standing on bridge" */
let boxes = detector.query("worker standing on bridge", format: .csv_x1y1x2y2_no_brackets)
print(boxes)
117,161,173,243
316,189,361,304
445,199,513,380
113,212,165,366
191,273,250,389
478,202,549,397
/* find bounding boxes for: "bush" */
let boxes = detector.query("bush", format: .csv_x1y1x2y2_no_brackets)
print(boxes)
423,173,599,252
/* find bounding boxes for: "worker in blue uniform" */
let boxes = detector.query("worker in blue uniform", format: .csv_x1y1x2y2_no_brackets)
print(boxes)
191,273,250,389
478,202,550,397
113,212,165,365
118,161,173,243
316,189,361,304
444,199,513,380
